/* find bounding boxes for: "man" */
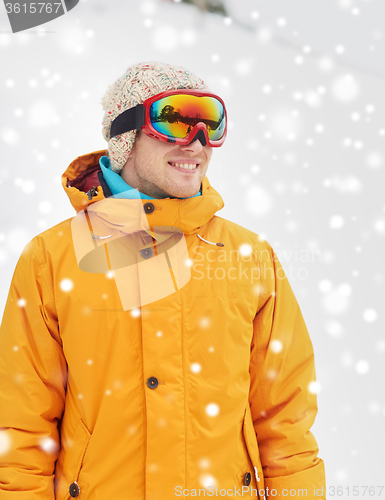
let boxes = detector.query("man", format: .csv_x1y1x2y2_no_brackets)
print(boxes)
0,61,326,499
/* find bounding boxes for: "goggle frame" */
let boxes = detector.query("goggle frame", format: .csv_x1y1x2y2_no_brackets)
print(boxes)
109,89,227,148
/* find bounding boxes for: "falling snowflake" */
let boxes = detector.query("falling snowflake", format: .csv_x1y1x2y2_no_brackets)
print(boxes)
317,56,335,72
60,279,73,292
239,243,252,257
127,425,137,435
269,108,302,141
181,29,196,46
235,58,254,77
257,27,273,44
341,352,354,367
38,201,52,214
363,308,377,322
335,469,349,481
308,381,321,394
199,473,218,489
325,320,345,339
152,26,178,51
206,403,219,417
319,280,332,293
331,74,360,102
245,185,273,217
157,417,167,427
366,152,383,168
27,100,57,128
14,178,35,194
191,363,201,373
368,402,381,414
131,308,141,318
0,431,12,456
148,463,158,472
330,215,345,229
1,127,19,145
39,437,59,454
355,360,370,374
374,219,385,234
322,284,351,315
267,369,277,380
269,340,283,353
199,317,210,328
198,457,211,469
326,176,362,194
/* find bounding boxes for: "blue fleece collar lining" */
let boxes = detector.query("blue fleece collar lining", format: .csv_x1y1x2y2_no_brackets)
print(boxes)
99,156,202,200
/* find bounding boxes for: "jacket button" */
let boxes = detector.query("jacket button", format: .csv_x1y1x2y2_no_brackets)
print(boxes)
69,482,80,497
140,248,152,259
143,202,155,214
243,472,251,486
147,377,159,389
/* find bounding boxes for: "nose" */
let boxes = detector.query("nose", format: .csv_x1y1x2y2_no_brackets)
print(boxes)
179,139,204,153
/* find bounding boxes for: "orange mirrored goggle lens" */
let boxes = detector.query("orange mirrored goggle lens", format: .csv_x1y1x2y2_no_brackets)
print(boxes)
149,94,226,141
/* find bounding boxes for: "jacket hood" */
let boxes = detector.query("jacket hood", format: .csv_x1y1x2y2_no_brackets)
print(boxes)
61,150,225,236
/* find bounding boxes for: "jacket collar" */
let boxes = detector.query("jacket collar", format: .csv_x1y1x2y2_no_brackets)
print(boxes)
61,150,225,236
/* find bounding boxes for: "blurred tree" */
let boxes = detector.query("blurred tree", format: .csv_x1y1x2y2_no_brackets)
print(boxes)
161,0,228,16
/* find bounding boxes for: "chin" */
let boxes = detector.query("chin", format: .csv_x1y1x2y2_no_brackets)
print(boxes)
174,190,199,199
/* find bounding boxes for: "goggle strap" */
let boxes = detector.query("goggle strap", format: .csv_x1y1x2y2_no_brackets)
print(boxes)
110,104,145,139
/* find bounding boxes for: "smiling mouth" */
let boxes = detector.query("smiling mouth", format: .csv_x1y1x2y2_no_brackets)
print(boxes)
168,162,199,171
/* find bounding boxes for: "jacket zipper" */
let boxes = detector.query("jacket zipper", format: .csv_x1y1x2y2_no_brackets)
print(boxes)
86,186,98,200
66,440,90,499
242,411,263,500
77,442,90,481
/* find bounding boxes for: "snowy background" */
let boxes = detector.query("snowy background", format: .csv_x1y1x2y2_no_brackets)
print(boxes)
1,0,384,494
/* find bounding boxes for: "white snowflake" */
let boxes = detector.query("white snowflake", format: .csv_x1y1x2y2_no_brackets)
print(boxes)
60,279,73,292
206,403,219,417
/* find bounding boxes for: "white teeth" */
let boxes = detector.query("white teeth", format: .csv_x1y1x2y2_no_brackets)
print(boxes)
170,162,197,170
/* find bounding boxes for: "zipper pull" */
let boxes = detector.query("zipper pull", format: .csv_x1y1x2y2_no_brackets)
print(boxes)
86,186,98,200
254,466,260,482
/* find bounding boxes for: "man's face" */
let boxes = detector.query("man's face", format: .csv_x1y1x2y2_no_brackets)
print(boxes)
120,130,213,199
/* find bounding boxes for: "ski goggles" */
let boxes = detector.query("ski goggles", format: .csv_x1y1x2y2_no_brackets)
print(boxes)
109,89,227,147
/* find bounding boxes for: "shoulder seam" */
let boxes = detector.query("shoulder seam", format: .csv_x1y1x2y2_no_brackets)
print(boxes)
27,240,55,304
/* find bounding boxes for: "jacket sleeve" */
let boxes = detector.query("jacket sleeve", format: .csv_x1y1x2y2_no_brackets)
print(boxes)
0,238,67,498
249,242,326,499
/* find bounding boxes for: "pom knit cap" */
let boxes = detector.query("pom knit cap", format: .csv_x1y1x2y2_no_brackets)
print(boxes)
101,61,210,174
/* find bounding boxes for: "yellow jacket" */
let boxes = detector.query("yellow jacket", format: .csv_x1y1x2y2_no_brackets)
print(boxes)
0,150,326,499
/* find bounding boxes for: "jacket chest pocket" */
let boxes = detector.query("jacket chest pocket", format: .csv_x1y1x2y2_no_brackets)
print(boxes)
237,405,266,500
63,419,91,499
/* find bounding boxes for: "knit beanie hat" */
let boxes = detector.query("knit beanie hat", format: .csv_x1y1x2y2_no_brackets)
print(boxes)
100,61,210,174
